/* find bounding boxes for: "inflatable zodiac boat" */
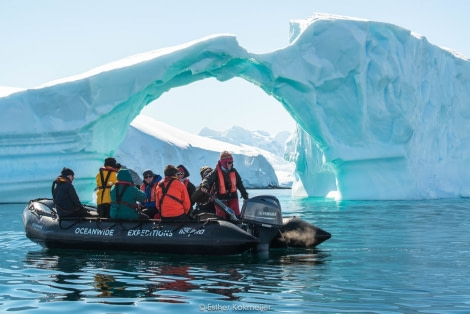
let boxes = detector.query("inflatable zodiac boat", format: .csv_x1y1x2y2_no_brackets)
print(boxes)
23,195,331,255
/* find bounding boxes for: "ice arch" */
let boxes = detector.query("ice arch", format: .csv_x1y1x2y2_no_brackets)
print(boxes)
2,13,470,202
1,34,294,203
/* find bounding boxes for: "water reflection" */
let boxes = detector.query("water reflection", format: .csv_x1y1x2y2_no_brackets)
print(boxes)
269,248,331,266
7,196,470,312
93,273,119,297
22,247,330,304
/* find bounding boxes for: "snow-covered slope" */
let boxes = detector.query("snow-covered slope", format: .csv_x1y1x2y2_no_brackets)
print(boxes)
115,115,294,188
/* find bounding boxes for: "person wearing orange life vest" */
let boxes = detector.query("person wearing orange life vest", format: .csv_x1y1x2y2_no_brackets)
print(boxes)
139,169,162,219
176,164,196,209
200,151,249,219
155,165,191,221
95,157,121,218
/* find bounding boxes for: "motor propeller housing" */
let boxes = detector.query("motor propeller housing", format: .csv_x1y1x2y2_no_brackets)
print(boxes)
240,195,283,227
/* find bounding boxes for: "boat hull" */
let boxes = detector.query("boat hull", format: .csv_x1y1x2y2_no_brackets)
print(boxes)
23,198,331,255
23,199,259,255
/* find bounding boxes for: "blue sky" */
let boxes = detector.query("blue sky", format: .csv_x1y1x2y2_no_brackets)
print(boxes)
1,0,469,135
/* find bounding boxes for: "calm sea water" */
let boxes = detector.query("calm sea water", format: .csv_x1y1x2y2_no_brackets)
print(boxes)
1,189,469,313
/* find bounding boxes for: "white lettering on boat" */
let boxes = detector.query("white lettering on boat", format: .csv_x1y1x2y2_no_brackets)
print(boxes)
32,223,43,230
178,228,205,235
127,229,173,237
74,227,115,236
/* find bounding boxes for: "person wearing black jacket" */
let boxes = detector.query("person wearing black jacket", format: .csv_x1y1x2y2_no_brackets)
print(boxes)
51,167,89,218
200,151,248,219
191,166,216,216
176,164,197,208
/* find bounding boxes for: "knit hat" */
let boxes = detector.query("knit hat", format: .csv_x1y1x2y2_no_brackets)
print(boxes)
104,157,117,168
220,151,233,161
143,169,154,177
199,166,213,179
219,151,233,169
164,165,178,177
176,164,190,178
61,167,74,177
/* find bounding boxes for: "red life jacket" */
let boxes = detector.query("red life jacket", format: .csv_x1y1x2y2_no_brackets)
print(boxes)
216,164,237,195
140,182,157,201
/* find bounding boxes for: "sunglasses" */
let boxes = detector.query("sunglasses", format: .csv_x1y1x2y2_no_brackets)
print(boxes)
144,175,153,178
227,162,233,165
176,172,184,175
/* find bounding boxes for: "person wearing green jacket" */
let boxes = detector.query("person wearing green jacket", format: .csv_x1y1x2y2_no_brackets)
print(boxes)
110,169,149,219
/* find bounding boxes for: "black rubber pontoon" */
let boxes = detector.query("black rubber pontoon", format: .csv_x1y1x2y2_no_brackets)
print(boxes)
23,195,331,255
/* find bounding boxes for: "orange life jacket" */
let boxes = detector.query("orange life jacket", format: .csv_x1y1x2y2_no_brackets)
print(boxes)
140,182,156,202
216,164,237,195
155,177,191,217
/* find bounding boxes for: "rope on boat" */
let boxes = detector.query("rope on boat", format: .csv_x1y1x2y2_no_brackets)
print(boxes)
95,219,119,231
178,218,224,236
117,220,147,232
58,218,84,230
171,223,186,234
166,218,220,236
27,198,225,235
28,199,58,218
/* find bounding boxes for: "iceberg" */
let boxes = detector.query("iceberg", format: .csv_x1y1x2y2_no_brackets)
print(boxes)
1,13,470,202
114,115,287,189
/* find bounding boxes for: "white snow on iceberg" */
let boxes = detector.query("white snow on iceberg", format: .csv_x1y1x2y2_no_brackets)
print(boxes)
115,115,290,189
1,13,470,202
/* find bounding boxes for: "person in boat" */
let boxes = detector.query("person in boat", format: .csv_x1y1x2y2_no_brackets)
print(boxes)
155,165,191,221
200,151,249,219
190,166,216,216
52,167,90,218
139,169,162,219
95,157,121,218
176,164,196,209
110,168,149,220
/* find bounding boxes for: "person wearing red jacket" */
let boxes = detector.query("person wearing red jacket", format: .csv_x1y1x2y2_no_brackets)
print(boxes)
155,165,191,221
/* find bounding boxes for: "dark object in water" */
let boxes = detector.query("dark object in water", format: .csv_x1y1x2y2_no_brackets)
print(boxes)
23,195,330,255
270,217,332,248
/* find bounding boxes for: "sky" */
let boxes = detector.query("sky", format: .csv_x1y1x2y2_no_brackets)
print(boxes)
1,0,469,135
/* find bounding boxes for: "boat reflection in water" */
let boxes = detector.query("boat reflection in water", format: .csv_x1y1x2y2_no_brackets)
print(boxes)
23,247,330,303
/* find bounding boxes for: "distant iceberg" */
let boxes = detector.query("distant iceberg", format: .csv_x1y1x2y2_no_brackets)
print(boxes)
115,115,291,189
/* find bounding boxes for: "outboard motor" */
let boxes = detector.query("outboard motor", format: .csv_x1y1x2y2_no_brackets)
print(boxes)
240,195,283,252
